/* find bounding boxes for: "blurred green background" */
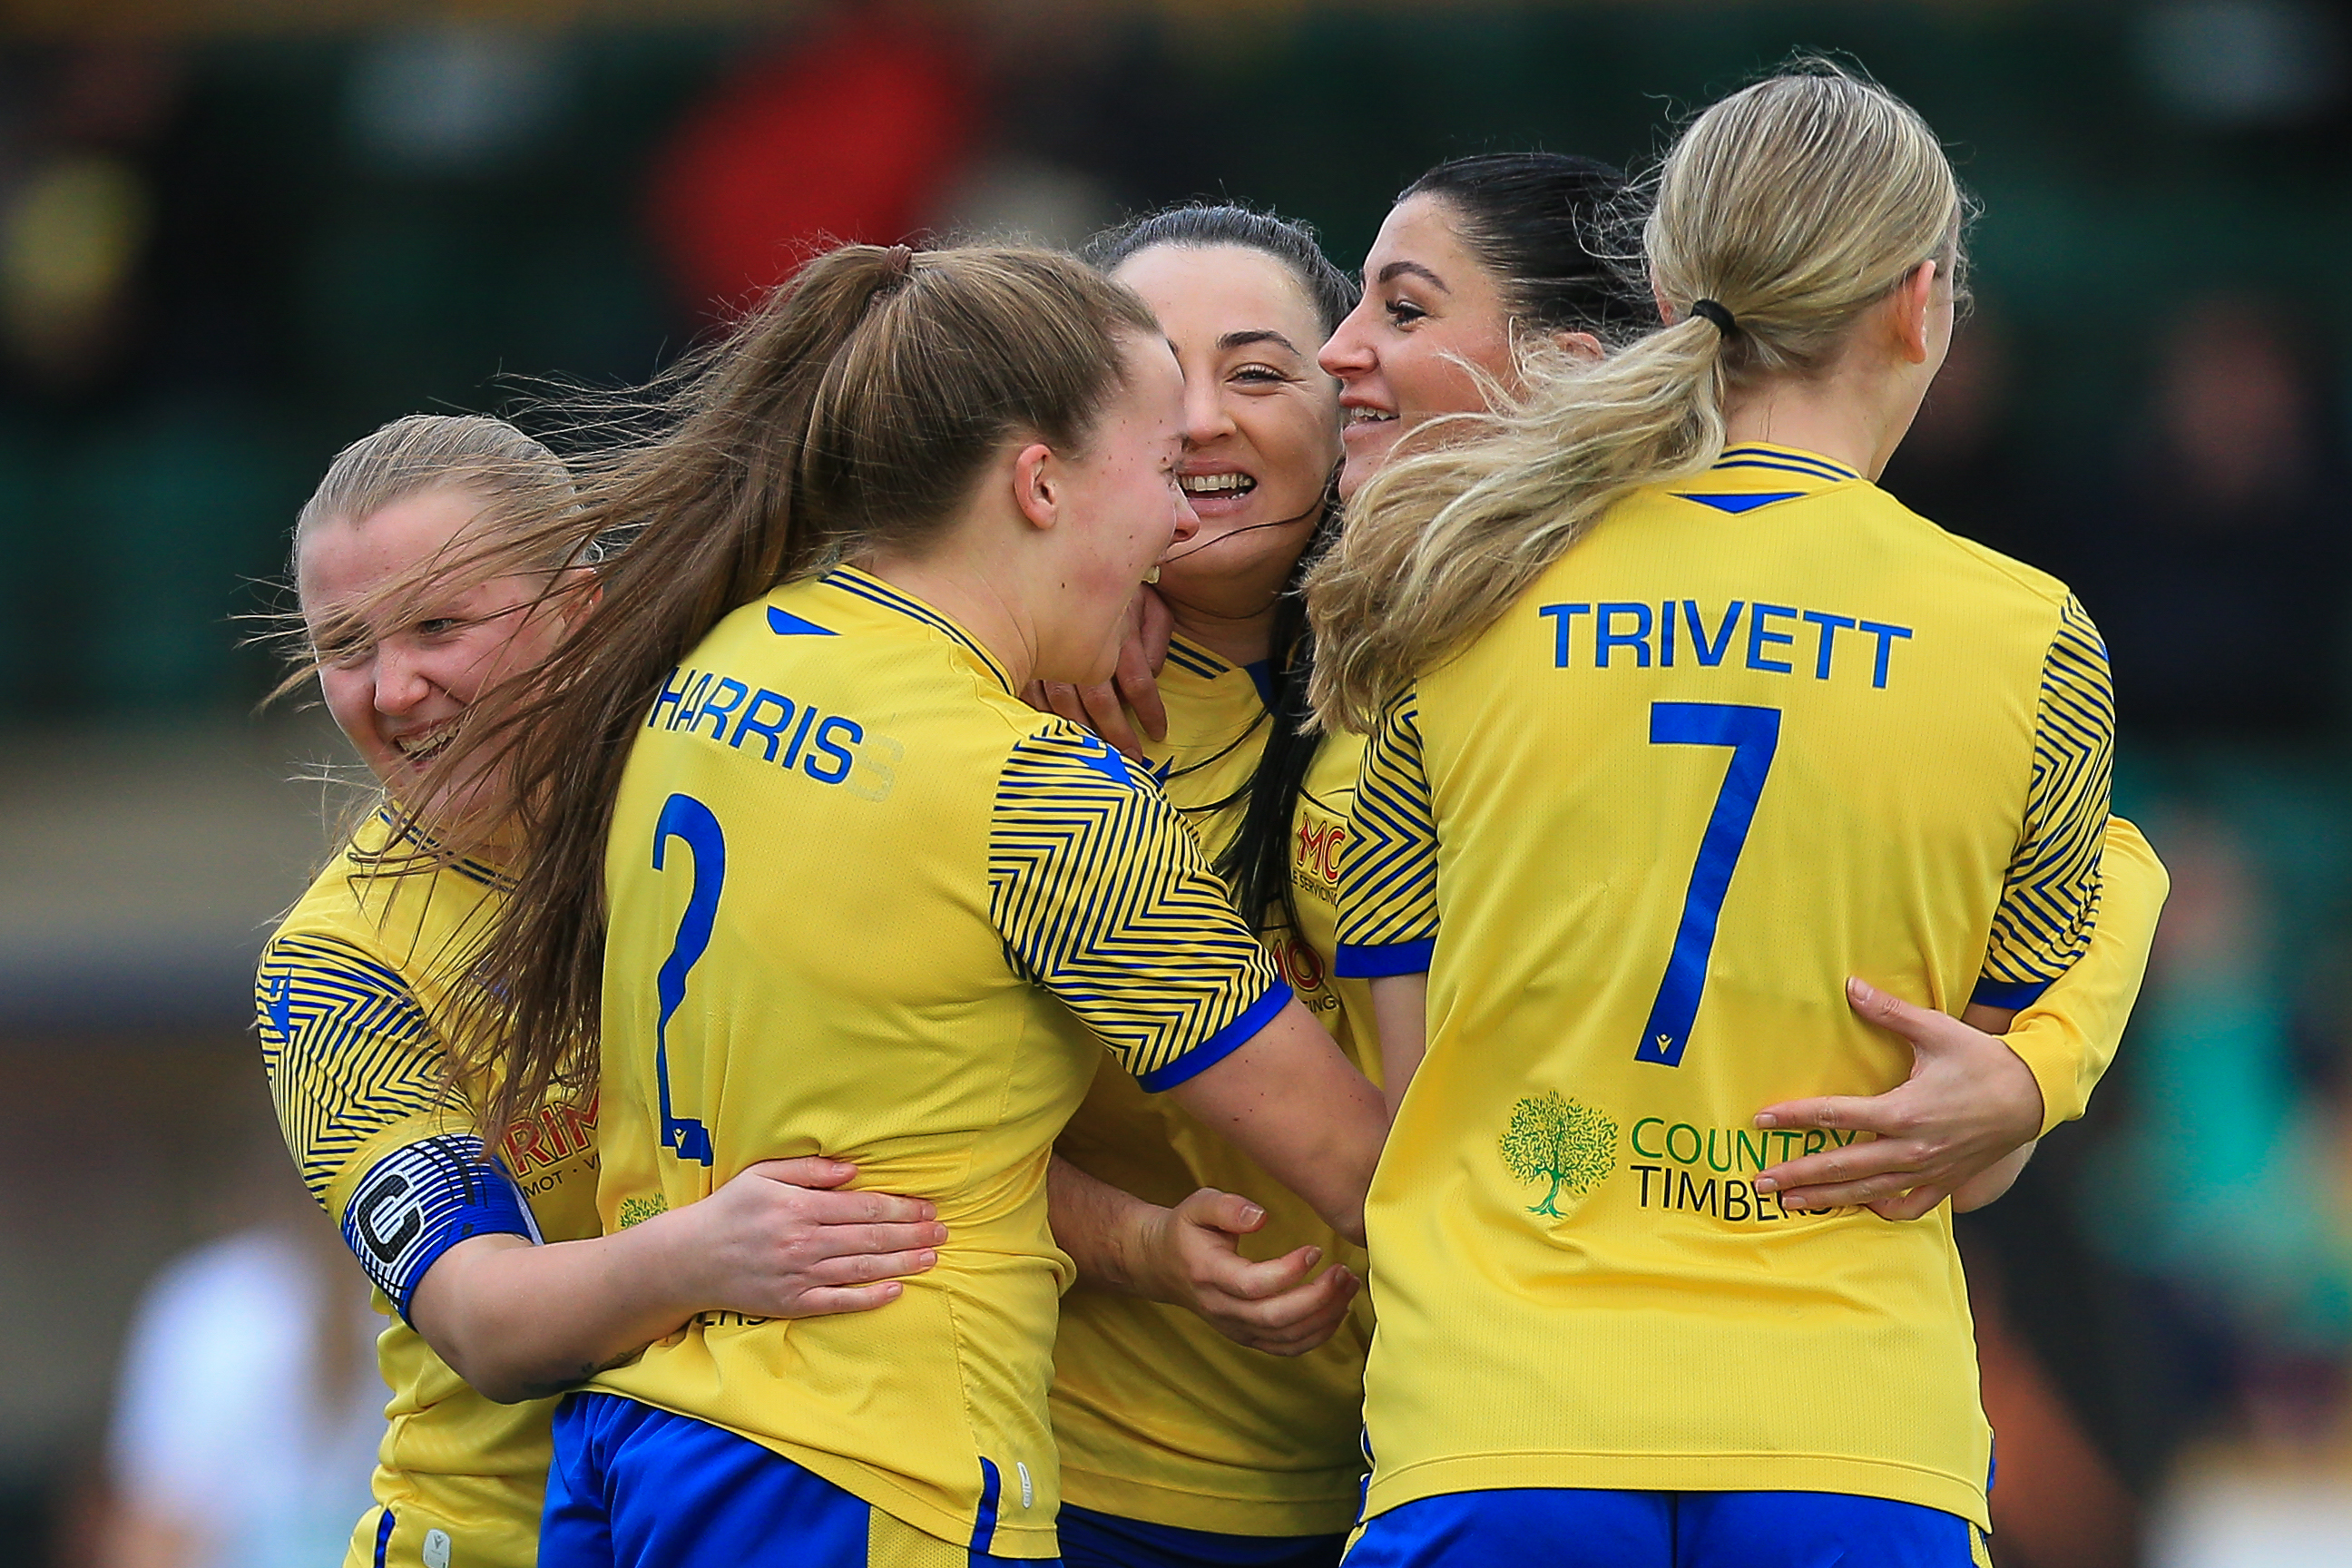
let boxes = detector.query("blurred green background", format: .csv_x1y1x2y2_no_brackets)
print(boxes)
5,4,2352,1565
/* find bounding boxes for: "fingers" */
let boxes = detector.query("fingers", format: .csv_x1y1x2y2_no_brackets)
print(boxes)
1872,1185,1952,1221
1171,1187,1268,1237
1075,681,1145,759
1844,976,1971,1055
1210,1245,1324,1302
812,1220,949,1256
1208,1264,1362,1356
742,1156,856,1190
1768,1170,1936,1212
1138,585,1174,673
782,1281,906,1318
1115,633,1168,745
1751,1094,1907,1138
804,1246,942,1287
1753,1138,1921,1198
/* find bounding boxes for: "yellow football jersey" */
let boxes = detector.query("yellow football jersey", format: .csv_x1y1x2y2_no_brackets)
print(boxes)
590,569,1289,1560
1052,636,1378,1536
255,813,603,1568
1334,444,2115,1530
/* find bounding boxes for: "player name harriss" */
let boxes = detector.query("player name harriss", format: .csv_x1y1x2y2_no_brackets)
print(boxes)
1539,598,1914,689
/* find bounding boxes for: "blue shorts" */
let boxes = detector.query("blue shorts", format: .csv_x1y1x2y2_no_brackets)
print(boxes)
1058,1504,1343,1568
541,1392,1057,1568
1342,1489,1987,1568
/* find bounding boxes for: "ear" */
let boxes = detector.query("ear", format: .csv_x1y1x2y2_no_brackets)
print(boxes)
1893,260,1938,365
1011,441,1058,533
1650,274,1675,327
1550,328,1606,364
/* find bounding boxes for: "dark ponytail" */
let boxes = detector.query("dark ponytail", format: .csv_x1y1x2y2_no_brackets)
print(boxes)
442,243,1158,1141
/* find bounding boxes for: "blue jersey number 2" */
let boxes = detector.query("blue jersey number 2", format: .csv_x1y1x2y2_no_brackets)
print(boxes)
1635,702,1781,1068
652,793,724,1164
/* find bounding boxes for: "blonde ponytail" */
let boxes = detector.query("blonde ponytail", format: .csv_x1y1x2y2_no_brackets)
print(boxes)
1308,62,1965,731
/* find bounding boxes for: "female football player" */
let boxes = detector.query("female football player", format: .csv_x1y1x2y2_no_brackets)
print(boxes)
1040,160,2164,1568
436,244,1387,1565
1313,64,2124,1563
260,414,947,1568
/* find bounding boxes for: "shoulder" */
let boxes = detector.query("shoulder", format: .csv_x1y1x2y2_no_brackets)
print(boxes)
1870,486,2081,617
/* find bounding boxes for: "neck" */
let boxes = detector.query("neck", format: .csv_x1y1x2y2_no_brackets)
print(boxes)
1167,596,1277,668
1721,366,1922,481
858,545,1039,691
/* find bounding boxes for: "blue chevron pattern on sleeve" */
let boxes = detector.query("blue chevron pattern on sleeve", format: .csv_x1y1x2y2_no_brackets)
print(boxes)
1977,595,2113,1006
988,726,1289,1092
255,932,458,1207
1333,689,1441,978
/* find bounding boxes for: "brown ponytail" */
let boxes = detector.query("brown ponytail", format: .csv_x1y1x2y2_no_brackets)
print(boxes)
438,243,1156,1141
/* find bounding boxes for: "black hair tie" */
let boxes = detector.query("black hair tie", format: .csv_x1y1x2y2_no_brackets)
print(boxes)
1690,299,1737,336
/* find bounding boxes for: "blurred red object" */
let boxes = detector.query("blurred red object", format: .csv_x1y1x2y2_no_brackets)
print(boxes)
648,9,979,318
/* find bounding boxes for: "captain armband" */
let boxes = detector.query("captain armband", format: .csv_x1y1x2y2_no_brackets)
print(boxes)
339,1132,541,1322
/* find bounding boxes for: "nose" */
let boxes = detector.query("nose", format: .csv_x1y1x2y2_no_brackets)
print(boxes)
1318,301,1377,378
1168,492,1201,548
372,642,433,716
1182,377,1233,447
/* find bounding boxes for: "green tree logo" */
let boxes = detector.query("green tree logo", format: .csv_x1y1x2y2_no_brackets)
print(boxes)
1499,1092,1618,1217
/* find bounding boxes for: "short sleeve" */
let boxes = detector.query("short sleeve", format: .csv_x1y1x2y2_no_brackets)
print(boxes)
988,727,1290,1092
255,933,536,1319
1975,596,2114,1008
1333,689,1439,978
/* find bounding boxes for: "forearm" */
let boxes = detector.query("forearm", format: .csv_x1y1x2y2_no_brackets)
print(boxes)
1046,1155,1169,1298
1368,974,1429,1116
1166,1002,1387,1245
2004,816,2169,1134
411,1219,710,1404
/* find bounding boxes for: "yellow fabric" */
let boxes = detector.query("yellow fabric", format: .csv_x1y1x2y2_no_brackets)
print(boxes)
260,816,601,1568
2010,816,2169,1133
590,570,1286,1559
1052,638,1377,1536
1334,445,2120,1530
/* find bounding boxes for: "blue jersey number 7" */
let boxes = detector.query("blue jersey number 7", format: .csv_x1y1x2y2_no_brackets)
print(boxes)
1636,702,1781,1068
652,792,723,1164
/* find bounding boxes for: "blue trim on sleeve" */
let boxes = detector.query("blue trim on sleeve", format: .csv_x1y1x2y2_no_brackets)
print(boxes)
1971,975,2053,1010
372,1508,394,1568
1132,978,1295,1093
338,1133,540,1323
1332,937,1435,979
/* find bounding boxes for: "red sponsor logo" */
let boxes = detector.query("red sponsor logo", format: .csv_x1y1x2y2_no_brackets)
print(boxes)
504,1096,600,1176
1294,817,1348,886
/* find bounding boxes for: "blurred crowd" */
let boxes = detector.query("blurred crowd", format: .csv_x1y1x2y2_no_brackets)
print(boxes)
7,5,2352,1566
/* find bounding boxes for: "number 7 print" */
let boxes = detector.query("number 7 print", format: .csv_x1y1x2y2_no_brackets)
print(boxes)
1636,703,1780,1068
652,792,723,1164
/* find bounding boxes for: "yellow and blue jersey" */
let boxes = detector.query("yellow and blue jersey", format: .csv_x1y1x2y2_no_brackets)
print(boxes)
255,813,602,1568
1052,635,1378,1538
1333,444,2115,1529
589,569,1289,1560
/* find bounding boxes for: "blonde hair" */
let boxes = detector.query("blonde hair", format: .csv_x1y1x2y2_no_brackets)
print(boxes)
273,414,580,704
1307,64,1967,730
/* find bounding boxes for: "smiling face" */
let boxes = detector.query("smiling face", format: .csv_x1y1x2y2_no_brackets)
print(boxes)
1034,330,1197,684
1318,192,1520,501
1108,243,1342,628
298,485,577,825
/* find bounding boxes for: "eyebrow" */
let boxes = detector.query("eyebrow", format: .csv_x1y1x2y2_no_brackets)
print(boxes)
1216,329,1302,354
1375,260,1449,292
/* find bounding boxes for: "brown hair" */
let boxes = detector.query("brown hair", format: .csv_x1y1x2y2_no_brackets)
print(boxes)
440,242,1158,1140
1309,64,1966,729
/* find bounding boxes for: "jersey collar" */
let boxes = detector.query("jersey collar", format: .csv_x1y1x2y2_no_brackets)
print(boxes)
1671,443,1863,516
1710,442,1862,485
818,566,1016,693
